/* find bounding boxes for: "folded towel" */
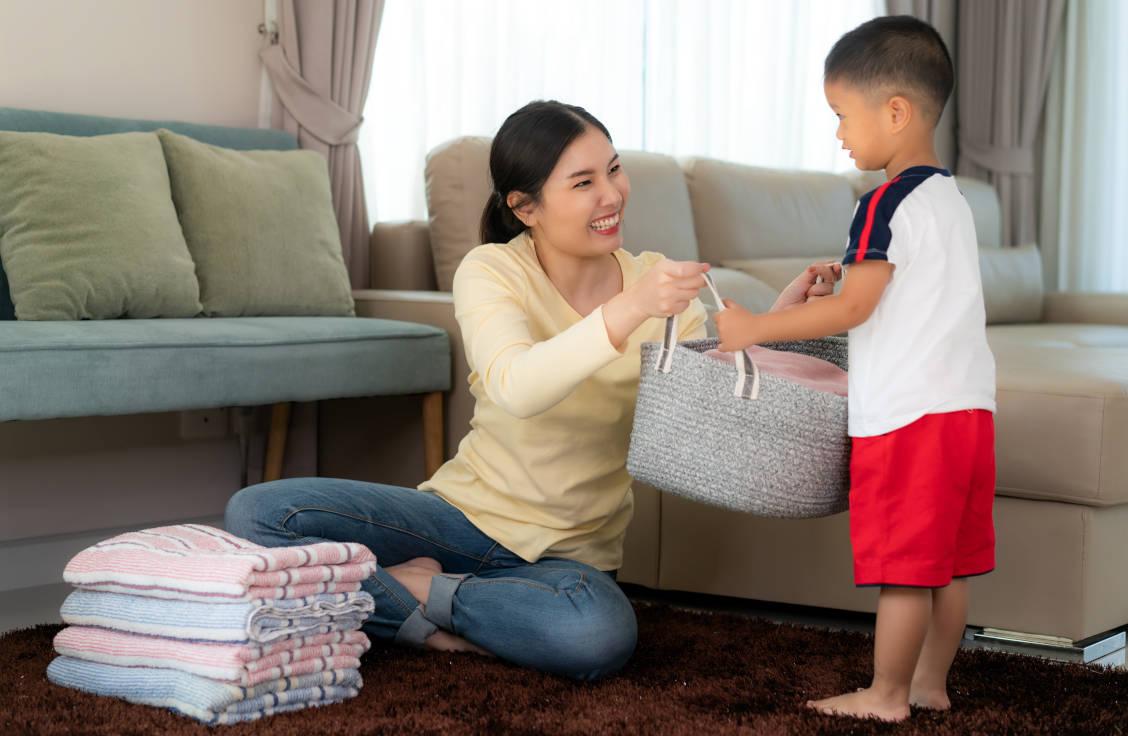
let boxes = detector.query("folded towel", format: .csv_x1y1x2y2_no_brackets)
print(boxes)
47,656,361,725
54,626,370,686
704,346,848,396
64,524,377,602
61,590,375,643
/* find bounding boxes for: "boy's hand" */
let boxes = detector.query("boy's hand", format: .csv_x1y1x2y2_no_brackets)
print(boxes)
715,300,758,352
771,262,843,312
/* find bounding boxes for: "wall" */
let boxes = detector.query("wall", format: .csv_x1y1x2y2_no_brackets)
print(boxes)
0,0,265,126
0,0,269,632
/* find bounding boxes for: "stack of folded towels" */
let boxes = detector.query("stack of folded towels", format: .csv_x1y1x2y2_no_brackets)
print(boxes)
46,523,378,725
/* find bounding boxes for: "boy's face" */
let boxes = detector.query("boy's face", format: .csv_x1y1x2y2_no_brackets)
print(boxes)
824,79,895,172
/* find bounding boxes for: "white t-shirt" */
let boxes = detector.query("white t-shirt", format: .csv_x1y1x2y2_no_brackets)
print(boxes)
841,166,996,437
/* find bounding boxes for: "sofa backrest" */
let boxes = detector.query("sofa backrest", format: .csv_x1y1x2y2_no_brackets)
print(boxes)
424,136,699,292
682,157,858,265
422,137,1014,314
0,107,298,320
685,158,1005,268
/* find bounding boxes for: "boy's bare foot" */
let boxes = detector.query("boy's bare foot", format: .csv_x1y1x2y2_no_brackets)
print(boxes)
909,687,951,711
806,688,911,722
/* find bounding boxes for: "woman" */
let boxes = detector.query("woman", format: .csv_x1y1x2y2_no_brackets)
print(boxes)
225,100,839,681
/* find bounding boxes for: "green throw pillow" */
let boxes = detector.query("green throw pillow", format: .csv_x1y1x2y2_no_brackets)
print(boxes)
156,129,355,317
0,131,202,320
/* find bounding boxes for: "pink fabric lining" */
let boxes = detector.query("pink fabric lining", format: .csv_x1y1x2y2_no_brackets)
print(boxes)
704,346,848,396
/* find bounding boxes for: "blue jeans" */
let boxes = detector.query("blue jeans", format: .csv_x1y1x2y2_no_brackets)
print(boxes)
224,478,637,681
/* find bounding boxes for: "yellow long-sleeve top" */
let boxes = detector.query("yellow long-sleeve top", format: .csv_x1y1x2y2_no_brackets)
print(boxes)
418,231,707,571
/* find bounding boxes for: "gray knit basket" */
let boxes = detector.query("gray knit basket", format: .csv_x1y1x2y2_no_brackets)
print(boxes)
627,326,851,518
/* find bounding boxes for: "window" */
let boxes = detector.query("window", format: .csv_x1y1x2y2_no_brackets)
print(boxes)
1042,0,1128,292
359,0,883,223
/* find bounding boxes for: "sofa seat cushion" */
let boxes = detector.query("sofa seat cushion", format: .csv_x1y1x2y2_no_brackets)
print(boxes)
989,324,1128,506
0,317,450,422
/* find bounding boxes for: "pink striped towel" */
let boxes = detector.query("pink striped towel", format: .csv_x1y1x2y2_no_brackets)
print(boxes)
54,627,370,687
64,524,377,602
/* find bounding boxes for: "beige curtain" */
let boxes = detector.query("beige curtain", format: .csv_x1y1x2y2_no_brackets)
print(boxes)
955,0,1065,247
262,0,385,288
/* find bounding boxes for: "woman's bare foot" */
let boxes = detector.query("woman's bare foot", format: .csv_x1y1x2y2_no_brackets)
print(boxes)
806,688,911,722
385,557,441,603
424,629,494,656
909,687,951,711
383,558,495,657
388,556,442,574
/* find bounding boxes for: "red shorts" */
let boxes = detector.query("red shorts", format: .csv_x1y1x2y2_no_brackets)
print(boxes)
849,409,996,588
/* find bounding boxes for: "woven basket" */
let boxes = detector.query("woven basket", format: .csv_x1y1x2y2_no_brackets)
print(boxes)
627,280,850,517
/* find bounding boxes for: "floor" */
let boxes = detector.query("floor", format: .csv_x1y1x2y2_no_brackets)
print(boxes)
7,574,1124,670
619,584,1128,670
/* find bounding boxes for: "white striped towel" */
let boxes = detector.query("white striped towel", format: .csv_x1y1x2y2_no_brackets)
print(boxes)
60,589,375,643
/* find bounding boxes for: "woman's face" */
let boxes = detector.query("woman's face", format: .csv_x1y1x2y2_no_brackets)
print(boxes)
514,127,631,258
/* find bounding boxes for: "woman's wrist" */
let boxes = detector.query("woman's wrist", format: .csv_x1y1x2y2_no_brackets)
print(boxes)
602,288,648,350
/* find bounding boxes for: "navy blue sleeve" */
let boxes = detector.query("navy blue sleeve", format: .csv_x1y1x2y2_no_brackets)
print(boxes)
841,177,917,266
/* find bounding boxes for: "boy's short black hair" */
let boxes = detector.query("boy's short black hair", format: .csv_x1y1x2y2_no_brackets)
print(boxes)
824,15,954,124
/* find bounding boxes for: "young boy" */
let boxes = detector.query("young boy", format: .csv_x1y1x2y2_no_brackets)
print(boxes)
715,16,997,723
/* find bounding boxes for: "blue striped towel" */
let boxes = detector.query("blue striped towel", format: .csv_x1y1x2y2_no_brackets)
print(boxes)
61,589,375,643
47,656,362,725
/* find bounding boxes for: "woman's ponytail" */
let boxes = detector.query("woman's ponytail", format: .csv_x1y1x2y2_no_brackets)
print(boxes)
479,191,527,245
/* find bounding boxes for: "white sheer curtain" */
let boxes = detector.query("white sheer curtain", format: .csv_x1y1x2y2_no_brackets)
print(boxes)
359,0,882,223
1040,0,1128,292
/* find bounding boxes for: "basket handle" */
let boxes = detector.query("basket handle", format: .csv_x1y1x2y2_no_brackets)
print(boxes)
655,272,760,400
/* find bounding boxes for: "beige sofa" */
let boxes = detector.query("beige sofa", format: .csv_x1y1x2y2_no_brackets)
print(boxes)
345,136,1128,657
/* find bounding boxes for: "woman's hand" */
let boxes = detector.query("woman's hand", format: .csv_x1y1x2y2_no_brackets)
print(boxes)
603,258,710,348
627,258,711,319
770,262,842,312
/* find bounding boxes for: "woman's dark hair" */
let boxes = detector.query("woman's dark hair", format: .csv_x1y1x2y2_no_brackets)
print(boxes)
479,100,612,244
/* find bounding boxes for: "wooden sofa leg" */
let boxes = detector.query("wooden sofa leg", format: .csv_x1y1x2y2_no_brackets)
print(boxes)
263,402,291,483
422,391,444,479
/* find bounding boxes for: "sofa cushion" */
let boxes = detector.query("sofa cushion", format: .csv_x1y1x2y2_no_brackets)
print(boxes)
0,106,300,322
979,244,1044,324
0,317,450,422
157,129,355,317
424,136,699,292
0,131,202,320
989,324,1128,506
682,157,857,264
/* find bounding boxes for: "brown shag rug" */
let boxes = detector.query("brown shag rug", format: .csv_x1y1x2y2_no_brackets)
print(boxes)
2,602,1125,735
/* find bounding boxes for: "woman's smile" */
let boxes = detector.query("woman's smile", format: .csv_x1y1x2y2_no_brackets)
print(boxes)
590,210,622,236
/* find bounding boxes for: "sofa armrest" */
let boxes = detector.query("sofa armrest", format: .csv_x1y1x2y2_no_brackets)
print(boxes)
351,290,470,457
1043,291,1128,326
369,221,438,292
